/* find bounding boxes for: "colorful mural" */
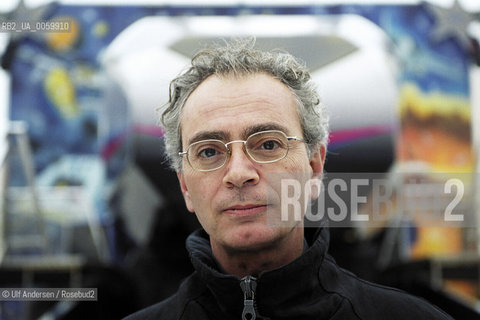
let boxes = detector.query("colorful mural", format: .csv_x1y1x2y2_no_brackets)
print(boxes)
3,2,478,262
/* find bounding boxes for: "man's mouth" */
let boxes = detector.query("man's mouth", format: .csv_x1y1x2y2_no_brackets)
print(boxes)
222,204,268,217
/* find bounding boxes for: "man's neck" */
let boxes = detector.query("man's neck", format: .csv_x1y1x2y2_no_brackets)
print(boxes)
210,228,305,279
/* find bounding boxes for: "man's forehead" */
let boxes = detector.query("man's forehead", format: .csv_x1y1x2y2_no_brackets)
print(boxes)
182,73,292,110
179,73,301,145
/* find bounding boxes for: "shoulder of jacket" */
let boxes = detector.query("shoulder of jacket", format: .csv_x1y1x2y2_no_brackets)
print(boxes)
320,255,454,320
123,272,209,320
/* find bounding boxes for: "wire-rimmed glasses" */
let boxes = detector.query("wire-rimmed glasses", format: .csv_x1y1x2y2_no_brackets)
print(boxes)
179,130,305,172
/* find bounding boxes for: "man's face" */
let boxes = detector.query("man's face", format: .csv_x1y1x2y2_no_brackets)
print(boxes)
177,73,325,252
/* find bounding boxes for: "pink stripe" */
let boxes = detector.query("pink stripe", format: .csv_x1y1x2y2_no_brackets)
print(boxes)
132,124,165,137
329,125,392,145
100,125,165,161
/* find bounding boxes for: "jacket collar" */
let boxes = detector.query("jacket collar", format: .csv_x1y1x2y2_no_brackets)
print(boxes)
186,227,341,318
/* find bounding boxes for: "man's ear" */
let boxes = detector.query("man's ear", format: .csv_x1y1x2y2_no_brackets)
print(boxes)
309,145,326,200
177,172,195,213
310,144,326,176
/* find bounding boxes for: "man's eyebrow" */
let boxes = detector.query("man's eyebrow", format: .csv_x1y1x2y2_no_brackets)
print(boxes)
187,131,230,146
243,123,291,138
185,123,291,147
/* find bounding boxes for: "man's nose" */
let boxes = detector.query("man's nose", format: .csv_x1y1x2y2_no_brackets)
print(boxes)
222,143,259,189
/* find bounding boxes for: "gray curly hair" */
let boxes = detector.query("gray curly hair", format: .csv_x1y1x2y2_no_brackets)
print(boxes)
160,38,329,171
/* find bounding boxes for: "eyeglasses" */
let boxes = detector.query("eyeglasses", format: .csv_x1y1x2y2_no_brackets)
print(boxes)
179,130,305,172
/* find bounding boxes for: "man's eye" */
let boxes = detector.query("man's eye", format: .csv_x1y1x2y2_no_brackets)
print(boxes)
198,148,219,158
261,140,279,150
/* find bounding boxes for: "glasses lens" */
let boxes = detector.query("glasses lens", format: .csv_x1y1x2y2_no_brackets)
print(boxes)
246,131,288,163
188,140,228,171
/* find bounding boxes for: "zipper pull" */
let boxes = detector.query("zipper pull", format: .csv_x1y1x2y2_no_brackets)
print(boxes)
240,276,257,320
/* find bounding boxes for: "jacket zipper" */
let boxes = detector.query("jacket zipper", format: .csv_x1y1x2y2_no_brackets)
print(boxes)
240,276,257,320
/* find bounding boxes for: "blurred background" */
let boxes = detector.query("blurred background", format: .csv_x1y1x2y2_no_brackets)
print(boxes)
0,0,479,319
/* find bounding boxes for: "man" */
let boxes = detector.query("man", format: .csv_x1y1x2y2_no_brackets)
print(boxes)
125,39,452,319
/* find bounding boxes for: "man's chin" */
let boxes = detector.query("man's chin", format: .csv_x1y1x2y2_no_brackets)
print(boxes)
221,224,290,252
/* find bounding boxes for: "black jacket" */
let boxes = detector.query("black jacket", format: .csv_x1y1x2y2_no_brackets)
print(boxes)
125,228,453,319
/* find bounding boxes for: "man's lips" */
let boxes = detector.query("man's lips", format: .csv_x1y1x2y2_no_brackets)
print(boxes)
222,204,268,216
